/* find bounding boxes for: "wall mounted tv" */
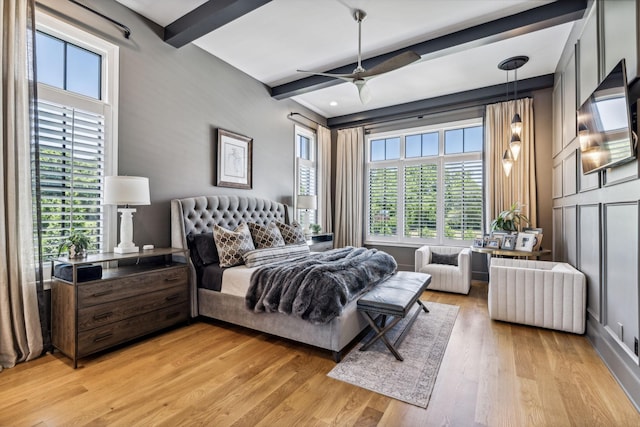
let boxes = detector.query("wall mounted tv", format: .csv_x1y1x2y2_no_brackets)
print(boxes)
577,59,637,175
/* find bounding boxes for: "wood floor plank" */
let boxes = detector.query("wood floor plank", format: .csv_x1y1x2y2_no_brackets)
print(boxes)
0,281,638,426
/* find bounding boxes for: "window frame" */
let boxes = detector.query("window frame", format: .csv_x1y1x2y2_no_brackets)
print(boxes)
35,11,119,270
365,118,484,247
294,125,317,225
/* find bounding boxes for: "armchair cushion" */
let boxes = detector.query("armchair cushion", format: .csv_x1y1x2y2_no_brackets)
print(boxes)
431,252,459,266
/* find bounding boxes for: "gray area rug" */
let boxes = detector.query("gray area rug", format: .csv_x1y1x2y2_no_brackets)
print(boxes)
327,301,459,408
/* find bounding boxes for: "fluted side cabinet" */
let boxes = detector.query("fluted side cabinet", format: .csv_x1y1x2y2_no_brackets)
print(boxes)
51,248,189,368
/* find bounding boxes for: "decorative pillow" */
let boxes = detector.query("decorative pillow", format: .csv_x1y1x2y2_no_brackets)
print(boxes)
248,222,285,249
213,223,255,267
242,243,311,268
186,232,219,267
275,221,307,245
431,252,459,266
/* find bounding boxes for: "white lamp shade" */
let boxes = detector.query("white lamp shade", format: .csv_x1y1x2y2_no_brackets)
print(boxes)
104,176,150,206
297,195,317,210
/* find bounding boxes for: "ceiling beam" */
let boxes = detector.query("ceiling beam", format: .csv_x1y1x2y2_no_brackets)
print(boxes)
164,0,272,48
326,74,554,129
271,0,586,100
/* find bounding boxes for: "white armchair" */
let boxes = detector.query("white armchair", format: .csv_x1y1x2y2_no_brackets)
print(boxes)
415,245,471,294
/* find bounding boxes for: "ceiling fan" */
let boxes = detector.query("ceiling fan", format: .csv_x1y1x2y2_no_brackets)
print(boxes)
297,9,421,104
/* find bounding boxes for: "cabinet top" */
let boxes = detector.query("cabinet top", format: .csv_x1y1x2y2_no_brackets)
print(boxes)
56,247,187,265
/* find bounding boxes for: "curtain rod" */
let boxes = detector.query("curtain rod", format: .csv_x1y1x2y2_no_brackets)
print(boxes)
287,112,323,129
68,0,131,39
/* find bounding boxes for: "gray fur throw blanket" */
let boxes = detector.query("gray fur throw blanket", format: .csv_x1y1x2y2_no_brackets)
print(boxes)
246,246,397,324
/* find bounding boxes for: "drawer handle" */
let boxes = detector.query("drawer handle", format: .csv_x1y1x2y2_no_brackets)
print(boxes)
92,289,112,298
165,294,180,302
93,311,113,321
164,276,180,282
93,332,113,342
166,312,181,320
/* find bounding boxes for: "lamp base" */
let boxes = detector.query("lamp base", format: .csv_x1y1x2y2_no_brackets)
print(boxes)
114,245,139,254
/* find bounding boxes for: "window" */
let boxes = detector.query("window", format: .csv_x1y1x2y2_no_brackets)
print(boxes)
35,13,118,262
366,119,483,245
294,125,317,227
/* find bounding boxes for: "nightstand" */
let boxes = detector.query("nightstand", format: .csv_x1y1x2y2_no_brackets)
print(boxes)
51,248,189,368
307,233,334,252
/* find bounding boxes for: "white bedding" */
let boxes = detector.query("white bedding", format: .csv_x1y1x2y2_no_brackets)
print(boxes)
220,265,258,297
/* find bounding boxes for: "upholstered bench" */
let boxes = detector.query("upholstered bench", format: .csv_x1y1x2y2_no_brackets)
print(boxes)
357,271,431,360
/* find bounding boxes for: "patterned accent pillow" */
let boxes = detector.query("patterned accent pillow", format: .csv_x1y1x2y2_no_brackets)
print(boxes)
213,223,255,267
242,243,310,268
248,222,285,249
275,221,307,245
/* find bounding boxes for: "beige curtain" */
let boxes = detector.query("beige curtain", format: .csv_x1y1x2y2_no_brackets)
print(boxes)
0,0,44,370
334,127,364,247
317,125,332,233
485,98,537,228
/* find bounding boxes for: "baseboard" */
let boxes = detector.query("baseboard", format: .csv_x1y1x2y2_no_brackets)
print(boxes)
586,315,640,412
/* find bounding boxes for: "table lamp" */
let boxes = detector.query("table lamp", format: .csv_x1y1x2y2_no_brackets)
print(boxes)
297,194,317,234
104,176,150,253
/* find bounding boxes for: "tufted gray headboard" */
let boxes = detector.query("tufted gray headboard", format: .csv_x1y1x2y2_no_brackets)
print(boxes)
170,195,289,316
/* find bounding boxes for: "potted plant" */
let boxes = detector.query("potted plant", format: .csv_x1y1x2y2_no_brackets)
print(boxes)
309,223,322,234
58,230,91,258
491,203,530,232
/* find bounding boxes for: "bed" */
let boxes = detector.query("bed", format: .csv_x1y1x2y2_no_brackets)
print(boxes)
170,195,388,361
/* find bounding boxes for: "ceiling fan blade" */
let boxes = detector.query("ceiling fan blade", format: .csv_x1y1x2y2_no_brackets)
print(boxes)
354,80,371,104
359,51,421,78
296,70,355,81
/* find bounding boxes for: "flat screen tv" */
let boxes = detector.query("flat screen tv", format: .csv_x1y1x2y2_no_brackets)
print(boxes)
577,59,637,174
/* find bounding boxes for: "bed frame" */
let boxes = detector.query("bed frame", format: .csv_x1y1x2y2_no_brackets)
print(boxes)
170,195,369,361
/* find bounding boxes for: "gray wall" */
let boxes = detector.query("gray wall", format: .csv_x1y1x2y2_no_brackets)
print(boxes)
37,0,325,248
552,0,640,410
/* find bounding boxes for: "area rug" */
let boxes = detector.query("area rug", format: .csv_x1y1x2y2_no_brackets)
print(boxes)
327,301,459,408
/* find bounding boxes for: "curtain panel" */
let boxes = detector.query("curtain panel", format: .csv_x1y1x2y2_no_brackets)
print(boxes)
317,125,332,233
485,98,537,229
0,0,44,370
334,127,364,248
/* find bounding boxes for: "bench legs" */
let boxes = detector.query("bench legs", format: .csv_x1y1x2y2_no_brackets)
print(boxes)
359,300,429,361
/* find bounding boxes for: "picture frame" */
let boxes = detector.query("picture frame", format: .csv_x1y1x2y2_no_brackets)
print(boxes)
515,232,536,252
473,236,485,248
501,234,517,250
216,129,253,189
522,227,543,235
487,238,501,249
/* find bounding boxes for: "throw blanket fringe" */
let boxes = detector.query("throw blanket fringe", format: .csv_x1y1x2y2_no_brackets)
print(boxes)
246,247,397,324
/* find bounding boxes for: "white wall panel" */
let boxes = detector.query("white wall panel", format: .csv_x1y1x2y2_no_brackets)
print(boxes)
579,204,601,321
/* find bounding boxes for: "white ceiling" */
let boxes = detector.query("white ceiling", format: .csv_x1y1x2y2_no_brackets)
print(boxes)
116,0,575,119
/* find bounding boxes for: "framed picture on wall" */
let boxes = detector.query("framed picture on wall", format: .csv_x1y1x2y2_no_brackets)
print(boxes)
216,128,253,189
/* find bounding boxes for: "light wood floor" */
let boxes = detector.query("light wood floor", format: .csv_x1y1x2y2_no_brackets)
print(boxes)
1,281,638,426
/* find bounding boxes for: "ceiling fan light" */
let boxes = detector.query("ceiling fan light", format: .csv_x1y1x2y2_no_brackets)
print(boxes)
511,113,523,137
509,134,521,161
355,80,371,104
502,148,514,177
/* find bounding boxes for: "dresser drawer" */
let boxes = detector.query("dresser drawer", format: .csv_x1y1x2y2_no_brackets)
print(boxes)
77,302,189,357
78,266,187,307
78,284,188,331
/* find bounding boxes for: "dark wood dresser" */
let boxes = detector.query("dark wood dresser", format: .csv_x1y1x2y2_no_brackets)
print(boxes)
51,248,189,368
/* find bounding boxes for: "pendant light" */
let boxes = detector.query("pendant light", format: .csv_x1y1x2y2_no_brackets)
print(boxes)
498,56,529,169
502,148,514,177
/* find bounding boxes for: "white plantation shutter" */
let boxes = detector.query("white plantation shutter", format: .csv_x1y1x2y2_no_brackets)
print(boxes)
404,163,438,239
444,160,483,240
368,166,398,236
296,157,317,224
37,100,106,259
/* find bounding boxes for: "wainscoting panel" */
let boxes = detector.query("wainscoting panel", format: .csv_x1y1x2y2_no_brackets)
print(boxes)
578,204,601,322
564,205,577,266
577,7,599,106
553,163,563,199
552,75,563,158
562,50,577,148
579,152,600,192
553,207,564,262
603,202,639,362
563,150,577,196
